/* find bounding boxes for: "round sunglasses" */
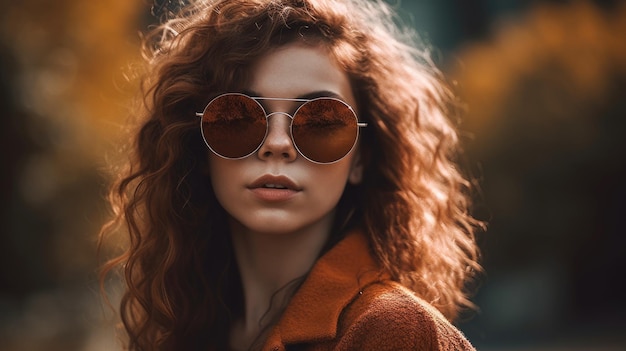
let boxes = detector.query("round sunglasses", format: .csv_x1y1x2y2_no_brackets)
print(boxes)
196,93,367,164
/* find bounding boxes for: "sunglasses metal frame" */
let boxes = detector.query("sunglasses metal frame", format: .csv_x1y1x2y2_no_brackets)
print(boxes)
196,93,367,164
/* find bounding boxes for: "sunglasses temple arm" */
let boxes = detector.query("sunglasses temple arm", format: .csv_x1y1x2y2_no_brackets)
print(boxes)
195,112,203,118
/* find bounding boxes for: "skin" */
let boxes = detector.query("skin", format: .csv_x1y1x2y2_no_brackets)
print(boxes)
207,42,363,349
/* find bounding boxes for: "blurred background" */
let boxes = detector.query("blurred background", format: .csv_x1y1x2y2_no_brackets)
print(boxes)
1,0,624,350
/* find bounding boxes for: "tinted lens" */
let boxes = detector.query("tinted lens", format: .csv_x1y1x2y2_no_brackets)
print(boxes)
292,98,358,163
201,94,267,158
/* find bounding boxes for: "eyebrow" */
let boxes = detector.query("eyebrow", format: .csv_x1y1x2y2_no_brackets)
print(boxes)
244,89,345,101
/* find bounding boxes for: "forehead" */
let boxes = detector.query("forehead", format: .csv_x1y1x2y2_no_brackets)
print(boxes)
247,42,355,106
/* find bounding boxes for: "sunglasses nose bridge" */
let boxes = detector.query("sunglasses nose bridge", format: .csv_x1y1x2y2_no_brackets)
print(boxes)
265,111,295,137
266,111,294,119
257,112,297,161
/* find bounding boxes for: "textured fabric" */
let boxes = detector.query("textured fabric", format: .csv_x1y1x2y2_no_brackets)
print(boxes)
261,231,476,351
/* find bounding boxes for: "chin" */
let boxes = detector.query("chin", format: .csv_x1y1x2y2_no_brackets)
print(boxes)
233,212,331,237
241,220,310,236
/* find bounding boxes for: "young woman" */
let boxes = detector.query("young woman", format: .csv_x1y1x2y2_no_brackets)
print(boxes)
99,0,483,350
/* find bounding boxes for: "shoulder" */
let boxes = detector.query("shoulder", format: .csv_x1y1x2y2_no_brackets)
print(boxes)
335,281,475,351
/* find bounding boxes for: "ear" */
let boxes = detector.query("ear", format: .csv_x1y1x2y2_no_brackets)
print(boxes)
348,151,363,185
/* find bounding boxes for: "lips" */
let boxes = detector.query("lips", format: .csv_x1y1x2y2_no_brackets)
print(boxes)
248,175,301,191
248,175,301,202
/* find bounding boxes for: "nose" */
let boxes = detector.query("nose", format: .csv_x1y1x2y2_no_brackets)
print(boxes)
257,112,297,162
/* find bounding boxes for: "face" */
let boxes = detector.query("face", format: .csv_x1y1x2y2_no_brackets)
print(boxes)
208,42,363,235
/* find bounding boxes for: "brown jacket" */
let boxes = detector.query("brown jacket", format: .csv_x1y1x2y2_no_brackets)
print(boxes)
261,231,476,351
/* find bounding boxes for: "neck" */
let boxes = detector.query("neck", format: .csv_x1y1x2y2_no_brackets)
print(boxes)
229,215,334,348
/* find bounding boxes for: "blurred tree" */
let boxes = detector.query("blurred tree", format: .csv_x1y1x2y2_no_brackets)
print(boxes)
451,0,626,346
0,0,144,350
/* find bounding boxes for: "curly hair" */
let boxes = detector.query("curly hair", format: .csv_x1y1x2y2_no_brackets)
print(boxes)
99,0,483,349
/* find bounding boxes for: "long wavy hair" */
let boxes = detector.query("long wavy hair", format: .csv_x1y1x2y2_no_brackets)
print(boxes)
99,0,483,349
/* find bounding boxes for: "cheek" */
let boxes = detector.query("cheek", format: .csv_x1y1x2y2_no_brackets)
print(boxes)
208,157,238,199
308,162,354,200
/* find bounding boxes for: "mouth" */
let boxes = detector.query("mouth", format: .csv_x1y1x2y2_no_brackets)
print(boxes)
248,175,301,202
248,175,302,191
261,183,289,189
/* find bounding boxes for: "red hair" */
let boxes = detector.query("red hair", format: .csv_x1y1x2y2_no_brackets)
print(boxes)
99,0,483,349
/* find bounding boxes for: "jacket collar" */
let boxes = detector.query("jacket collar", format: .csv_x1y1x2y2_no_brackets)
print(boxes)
263,230,389,348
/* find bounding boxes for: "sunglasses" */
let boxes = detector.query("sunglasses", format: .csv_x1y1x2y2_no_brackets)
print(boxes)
196,93,367,164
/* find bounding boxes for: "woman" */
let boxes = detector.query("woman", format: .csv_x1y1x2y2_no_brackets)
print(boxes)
99,0,483,350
